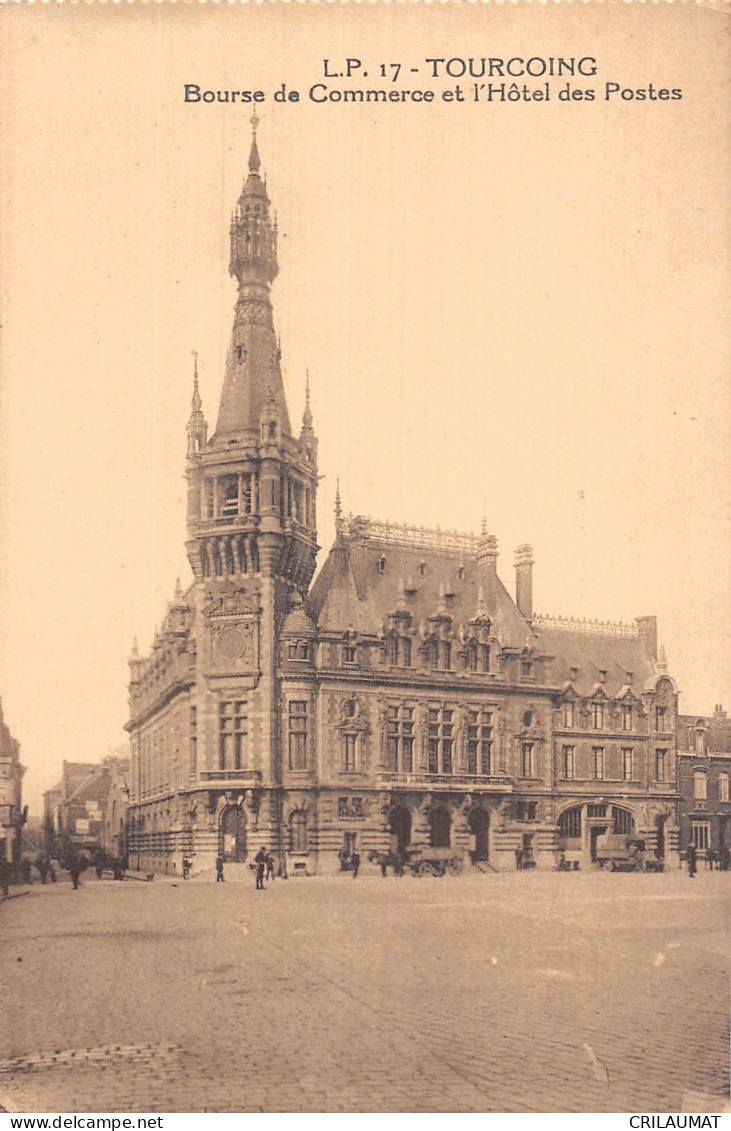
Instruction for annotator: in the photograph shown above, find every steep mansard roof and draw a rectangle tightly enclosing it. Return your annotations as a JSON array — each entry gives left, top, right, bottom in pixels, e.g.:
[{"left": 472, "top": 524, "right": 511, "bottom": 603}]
[
  {"left": 532, "top": 625, "right": 657, "bottom": 699},
  {"left": 309, "top": 524, "right": 533, "bottom": 650},
  {"left": 308, "top": 519, "right": 661, "bottom": 696}
]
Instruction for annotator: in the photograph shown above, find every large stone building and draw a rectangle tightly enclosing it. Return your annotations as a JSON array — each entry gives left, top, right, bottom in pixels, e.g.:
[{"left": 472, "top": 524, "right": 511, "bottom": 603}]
[
  {"left": 126, "top": 125, "right": 681, "bottom": 875},
  {"left": 0, "top": 699, "right": 25, "bottom": 868}
]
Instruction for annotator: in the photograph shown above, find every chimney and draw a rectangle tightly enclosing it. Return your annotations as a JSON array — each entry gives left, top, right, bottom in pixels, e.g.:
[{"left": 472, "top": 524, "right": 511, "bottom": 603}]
[
  {"left": 636, "top": 616, "right": 657, "bottom": 661},
  {"left": 477, "top": 532, "right": 499, "bottom": 609},
  {"left": 714, "top": 704, "right": 727, "bottom": 719},
  {"left": 514, "top": 544, "right": 534, "bottom": 622}
]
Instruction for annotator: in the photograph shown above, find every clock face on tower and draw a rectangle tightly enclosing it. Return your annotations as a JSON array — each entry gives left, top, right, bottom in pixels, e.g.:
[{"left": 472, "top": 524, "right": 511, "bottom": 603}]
[{"left": 217, "top": 626, "right": 248, "bottom": 662}]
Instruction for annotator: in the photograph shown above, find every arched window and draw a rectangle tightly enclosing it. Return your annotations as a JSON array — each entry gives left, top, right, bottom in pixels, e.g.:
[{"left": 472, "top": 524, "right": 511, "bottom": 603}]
[
  {"left": 558, "top": 806, "right": 582, "bottom": 839},
  {"left": 694, "top": 770, "right": 708, "bottom": 800},
  {"left": 290, "top": 811, "right": 307, "bottom": 853}
]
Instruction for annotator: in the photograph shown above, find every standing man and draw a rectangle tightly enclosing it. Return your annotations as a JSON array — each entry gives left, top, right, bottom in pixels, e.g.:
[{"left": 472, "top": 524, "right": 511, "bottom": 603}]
[
  {"left": 265, "top": 851, "right": 275, "bottom": 883},
  {"left": 68, "top": 857, "right": 81, "bottom": 890},
  {"left": 686, "top": 841, "right": 697, "bottom": 879},
  {"left": 351, "top": 849, "right": 360, "bottom": 879},
  {"left": 215, "top": 855, "right": 225, "bottom": 883},
  {"left": 254, "top": 846, "right": 267, "bottom": 890}
]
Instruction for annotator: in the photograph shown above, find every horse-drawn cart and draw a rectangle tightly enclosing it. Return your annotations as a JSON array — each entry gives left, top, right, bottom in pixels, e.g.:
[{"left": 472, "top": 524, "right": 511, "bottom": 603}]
[{"left": 407, "top": 847, "right": 464, "bottom": 877}]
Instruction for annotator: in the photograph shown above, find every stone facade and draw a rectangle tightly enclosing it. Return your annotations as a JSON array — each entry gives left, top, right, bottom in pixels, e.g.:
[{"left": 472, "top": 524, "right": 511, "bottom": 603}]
[
  {"left": 677, "top": 706, "right": 731, "bottom": 864},
  {"left": 126, "top": 126, "right": 681, "bottom": 876}
]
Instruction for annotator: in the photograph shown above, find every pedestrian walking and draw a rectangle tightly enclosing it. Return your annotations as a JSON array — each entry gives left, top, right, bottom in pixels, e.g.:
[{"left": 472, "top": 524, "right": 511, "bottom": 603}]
[
  {"left": 215, "top": 855, "right": 225, "bottom": 882},
  {"left": 254, "top": 846, "right": 267, "bottom": 890},
  {"left": 720, "top": 844, "right": 730, "bottom": 872},
  {"left": 68, "top": 858, "right": 81, "bottom": 890},
  {"left": 686, "top": 842, "right": 697, "bottom": 879},
  {"left": 265, "top": 851, "right": 275, "bottom": 882},
  {"left": 182, "top": 857, "right": 190, "bottom": 880},
  {"left": 0, "top": 857, "right": 9, "bottom": 898},
  {"left": 351, "top": 850, "right": 360, "bottom": 879}
]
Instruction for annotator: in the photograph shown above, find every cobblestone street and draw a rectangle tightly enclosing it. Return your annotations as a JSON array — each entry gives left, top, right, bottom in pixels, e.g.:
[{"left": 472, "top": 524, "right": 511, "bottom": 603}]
[{"left": 0, "top": 869, "right": 728, "bottom": 1113}]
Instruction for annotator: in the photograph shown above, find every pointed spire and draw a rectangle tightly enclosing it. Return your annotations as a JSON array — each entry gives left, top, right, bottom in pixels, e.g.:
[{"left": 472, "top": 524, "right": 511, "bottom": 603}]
[
  {"left": 191, "top": 350, "right": 202, "bottom": 411},
  {"left": 334, "top": 479, "right": 343, "bottom": 538},
  {"left": 248, "top": 112, "right": 261, "bottom": 174},
  {"left": 302, "top": 370, "right": 313, "bottom": 429},
  {"left": 217, "top": 117, "right": 289, "bottom": 439}
]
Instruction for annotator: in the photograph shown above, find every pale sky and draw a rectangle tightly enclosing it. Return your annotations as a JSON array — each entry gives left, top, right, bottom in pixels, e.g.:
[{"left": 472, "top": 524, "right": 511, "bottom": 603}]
[{"left": 1, "top": 4, "right": 729, "bottom": 812}]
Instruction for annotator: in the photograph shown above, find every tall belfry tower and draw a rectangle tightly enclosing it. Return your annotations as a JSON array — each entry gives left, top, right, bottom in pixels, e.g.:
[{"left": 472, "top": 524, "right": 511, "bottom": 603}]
[{"left": 128, "top": 119, "right": 319, "bottom": 872}]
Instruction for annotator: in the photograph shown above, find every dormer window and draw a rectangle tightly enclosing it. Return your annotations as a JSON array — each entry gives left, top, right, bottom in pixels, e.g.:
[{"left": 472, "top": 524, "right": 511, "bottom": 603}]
[
  {"left": 592, "top": 702, "right": 604, "bottom": 729},
  {"left": 694, "top": 729, "right": 705, "bottom": 755},
  {"left": 521, "top": 656, "right": 532, "bottom": 677},
  {"left": 269, "top": 422, "right": 277, "bottom": 440},
  {"left": 467, "top": 641, "right": 489, "bottom": 673},
  {"left": 523, "top": 710, "right": 533, "bottom": 728},
  {"left": 288, "top": 641, "right": 310, "bottom": 661},
  {"left": 563, "top": 701, "right": 574, "bottom": 728},
  {"left": 343, "top": 643, "right": 357, "bottom": 665},
  {"left": 598, "top": 670, "right": 607, "bottom": 683},
  {"left": 622, "top": 703, "right": 633, "bottom": 731}
]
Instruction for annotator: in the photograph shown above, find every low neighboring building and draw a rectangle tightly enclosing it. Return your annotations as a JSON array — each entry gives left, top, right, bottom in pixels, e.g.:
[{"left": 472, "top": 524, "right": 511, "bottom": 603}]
[
  {"left": 101, "top": 759, "right": 130, "bottom": 860},
  {"left": 677, "top": 705, "right": 731, "bottom": 863},
  {"left": 43, "top": 761, "right": 112, "bottom": 860},
  {"left": 0, "top": 699, "right": 25, "bottom": 867}
]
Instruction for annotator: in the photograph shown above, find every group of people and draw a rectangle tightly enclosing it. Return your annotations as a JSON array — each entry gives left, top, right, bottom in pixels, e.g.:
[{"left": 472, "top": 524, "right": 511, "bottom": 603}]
[
  {"left": 213, "top": 848, "right": 277, "bottom": 888},
  {"left": 686, "top": 842, "right": 730, "bottom": 877}
]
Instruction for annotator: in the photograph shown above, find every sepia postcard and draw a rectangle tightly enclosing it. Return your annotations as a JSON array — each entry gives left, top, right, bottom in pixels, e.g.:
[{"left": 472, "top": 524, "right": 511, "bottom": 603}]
[{"left": 0, "top": 1, "right": 729, "bottom": 1119}]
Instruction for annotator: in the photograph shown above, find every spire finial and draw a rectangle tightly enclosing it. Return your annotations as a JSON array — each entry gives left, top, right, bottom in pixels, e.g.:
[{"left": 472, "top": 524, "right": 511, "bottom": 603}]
[
  {"left": 191, "top": 350, "right": 201, "bottom": 410},
  {"left": 334, "top": 479, "right": 343, "bottom": 537},
  {"left": 302, "top": 369, "right": 313, "bottom": 428},
  {"left": 248, "top": 113, "right": 261, "bottom": 174}
]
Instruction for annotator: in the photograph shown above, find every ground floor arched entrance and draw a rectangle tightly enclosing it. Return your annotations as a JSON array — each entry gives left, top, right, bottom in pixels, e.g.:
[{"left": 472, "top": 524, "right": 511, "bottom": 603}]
[
  {"left": 220, "top": 806, "right": 247, "bottom": 862},
  {"left": 389, "top": 806, "right": 412, "bottom": 855},
  {"left": 469, "top": 808, "right": 490, "bottom": 863}
]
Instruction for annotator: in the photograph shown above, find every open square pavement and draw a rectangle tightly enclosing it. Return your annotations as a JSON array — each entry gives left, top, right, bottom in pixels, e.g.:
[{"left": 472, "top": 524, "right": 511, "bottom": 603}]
[{"left": 0, "top": 867, "right": 728, "bottom": 1114}]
